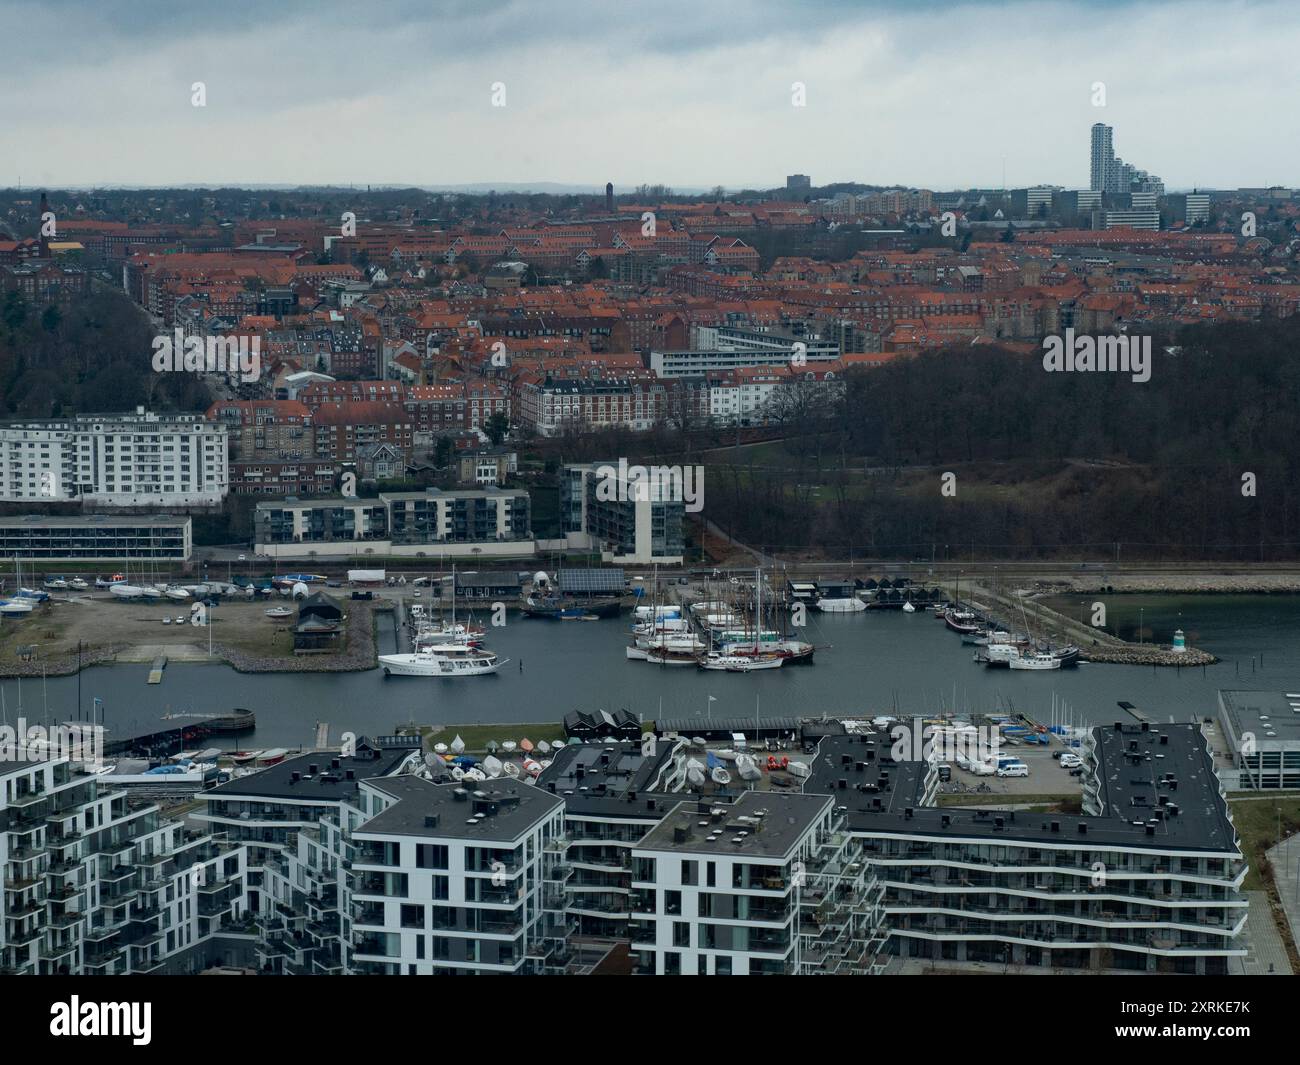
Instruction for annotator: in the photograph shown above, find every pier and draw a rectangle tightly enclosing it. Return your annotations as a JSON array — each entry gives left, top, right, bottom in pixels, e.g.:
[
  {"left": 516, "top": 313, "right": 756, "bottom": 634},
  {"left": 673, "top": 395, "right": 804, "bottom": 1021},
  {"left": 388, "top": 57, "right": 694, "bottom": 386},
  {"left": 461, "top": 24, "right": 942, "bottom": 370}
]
[{"left": 147, "top": 653, "right": 168, "bottom": 684}]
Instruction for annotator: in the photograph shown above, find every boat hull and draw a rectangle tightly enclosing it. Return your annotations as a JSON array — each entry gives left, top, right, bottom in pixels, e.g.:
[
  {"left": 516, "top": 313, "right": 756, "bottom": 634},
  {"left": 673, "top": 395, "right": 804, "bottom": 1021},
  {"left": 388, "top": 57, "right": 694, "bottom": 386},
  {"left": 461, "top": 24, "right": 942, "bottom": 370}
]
[
  {"left": 380, "top": 653, "right": 504, "bottom": 677},
  {"left": 817, "top": 597, "right": 865, "bottom": 612}
]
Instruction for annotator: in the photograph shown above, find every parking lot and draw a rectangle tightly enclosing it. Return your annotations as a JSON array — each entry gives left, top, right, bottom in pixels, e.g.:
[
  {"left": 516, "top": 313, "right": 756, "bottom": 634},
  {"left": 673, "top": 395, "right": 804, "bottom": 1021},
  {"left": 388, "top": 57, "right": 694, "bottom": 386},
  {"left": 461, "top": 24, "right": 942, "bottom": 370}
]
[{"left": 941, "top": 737, "right": 1086, "bottom": 798}]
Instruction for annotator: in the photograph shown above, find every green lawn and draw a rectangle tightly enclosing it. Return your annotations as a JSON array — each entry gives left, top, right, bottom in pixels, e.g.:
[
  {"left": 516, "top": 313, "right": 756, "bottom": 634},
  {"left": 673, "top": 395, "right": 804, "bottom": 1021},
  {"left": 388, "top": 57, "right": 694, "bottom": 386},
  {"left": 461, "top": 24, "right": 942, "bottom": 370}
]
[{"left": 1229, "top": 796, "right": 1300, "bottom": 891}]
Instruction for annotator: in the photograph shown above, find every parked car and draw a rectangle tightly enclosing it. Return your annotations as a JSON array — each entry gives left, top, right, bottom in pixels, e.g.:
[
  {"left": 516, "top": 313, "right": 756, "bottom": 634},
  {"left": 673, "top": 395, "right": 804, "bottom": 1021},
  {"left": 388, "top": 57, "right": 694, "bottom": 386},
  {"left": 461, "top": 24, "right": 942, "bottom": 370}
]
[
  {"left": 997, "top": 763, "right": 1030, "bottom": 778},
  {"left": 1060, "top": 754, "right": 1082, "bottom": 769}
]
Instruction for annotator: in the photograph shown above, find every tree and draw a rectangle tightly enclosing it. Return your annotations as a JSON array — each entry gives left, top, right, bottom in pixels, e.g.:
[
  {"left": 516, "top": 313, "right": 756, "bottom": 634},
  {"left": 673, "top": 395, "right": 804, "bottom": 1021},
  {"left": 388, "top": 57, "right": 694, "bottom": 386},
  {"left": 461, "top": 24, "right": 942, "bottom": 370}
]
[{"left": 485, "top": 411, "right": 510, "bottom": 445}]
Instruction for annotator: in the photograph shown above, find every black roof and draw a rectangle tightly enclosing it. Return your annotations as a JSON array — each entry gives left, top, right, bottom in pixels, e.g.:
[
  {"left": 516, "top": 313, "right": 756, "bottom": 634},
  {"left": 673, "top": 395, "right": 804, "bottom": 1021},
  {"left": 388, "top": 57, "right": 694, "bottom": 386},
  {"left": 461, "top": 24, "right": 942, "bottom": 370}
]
[
  {"left": 356, "top": 776, "right": 562, "bottom": 841},
  {"left": 206, "top": 737, "right": 416, "bottom": 801},
  {"left": 802, "top": 723, "right": 1239, "bottom": 854}
]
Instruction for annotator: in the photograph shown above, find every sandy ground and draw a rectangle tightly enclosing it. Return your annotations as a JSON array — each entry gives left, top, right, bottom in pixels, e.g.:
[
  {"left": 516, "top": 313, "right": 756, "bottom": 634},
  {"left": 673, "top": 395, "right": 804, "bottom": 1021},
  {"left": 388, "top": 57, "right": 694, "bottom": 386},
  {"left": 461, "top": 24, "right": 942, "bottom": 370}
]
[{"left": 0, "top": 591, "right": 302, "bottom": 671}]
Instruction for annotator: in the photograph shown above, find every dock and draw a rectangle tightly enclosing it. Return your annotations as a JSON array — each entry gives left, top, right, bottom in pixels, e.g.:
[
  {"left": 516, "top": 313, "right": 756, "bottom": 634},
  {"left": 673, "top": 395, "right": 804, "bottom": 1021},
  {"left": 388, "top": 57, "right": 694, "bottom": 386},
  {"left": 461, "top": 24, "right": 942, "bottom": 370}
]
[{"left": 147, "top": 653, "right": 168, "bottom": 684}]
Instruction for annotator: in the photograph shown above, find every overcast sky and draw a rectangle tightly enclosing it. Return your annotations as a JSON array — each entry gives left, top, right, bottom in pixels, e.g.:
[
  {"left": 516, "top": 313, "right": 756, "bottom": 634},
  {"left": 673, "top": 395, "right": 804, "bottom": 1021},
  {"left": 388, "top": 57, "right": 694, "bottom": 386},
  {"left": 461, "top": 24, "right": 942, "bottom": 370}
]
[{"left": 3, "top": 0, "right": 1296, "bottom": 192}]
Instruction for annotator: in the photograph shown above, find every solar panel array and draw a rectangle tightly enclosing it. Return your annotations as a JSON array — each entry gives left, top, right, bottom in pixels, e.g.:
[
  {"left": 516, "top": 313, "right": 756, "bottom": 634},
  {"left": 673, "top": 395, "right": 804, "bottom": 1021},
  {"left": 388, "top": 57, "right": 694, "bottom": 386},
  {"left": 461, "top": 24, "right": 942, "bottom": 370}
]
[{"left": 558, "top": 568, "right": 625, "bottom": 593}]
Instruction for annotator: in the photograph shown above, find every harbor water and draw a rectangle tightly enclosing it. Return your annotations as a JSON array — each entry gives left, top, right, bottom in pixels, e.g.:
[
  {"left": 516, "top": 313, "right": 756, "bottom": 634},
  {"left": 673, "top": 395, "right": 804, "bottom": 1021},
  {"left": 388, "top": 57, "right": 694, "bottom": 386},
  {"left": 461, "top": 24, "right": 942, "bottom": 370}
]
[{"left": 1, "top": 595, "right": 1296, "bottom": 749}]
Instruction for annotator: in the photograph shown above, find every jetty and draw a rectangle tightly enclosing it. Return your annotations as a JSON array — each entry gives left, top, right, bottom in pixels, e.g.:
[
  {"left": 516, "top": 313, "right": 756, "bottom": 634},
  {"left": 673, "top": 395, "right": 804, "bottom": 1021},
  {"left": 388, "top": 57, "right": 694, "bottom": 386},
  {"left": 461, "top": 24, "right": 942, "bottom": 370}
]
[{"left": 147, "top": 653, "right": 168, "bottom": 684}]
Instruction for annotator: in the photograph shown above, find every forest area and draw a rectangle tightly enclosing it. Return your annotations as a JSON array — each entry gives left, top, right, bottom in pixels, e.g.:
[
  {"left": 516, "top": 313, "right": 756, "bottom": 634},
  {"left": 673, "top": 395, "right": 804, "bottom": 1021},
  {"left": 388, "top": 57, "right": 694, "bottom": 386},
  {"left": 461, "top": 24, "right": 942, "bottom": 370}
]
[
  {"left": 0, "top": 288, "right": 212, "bottom": 417},
  {"left": 698, "top": 316, "right": 1300, "bottom": 560}
]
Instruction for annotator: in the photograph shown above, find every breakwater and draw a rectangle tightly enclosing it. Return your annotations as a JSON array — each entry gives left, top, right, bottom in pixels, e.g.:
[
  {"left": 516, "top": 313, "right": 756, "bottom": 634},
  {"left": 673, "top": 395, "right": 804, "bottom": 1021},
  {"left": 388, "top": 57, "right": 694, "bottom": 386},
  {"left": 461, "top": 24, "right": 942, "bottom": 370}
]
[{"left": 955, "top": 581, "right": 1218, "bottom": 667}]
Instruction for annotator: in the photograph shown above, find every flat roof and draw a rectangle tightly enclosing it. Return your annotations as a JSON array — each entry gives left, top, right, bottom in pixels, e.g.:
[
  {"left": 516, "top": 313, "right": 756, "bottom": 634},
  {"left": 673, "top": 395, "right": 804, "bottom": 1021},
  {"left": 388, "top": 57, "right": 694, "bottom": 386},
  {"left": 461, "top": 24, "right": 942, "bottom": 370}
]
[
  {"left": 1218, "top": 690, "right": 1300, "bottom": 747},
  {"left": 0, "top": 514, "right": 190, "bottom": 528},
  {"left": 357, "top": 776, "right": 562, "bottom": 841},
  {"left": 802, "top": 723, "right": 1239, "bottom": 854},
  {"left": 538, "top": 739, "right": 679, "bottom": 799},
  {"left": 635, "top": 790, "right": 831, "bottom": 860},
  {"left": 207, "top": 740, "right": 418, "bottom": 802}
]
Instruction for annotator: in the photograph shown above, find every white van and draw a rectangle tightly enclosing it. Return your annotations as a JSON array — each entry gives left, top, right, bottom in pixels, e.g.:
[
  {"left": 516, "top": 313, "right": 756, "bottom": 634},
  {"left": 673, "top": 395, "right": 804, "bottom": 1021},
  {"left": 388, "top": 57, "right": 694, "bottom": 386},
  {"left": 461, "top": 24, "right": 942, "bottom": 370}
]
[{"left": 996, "top": 763, "right": 1029, "bottom": 778}]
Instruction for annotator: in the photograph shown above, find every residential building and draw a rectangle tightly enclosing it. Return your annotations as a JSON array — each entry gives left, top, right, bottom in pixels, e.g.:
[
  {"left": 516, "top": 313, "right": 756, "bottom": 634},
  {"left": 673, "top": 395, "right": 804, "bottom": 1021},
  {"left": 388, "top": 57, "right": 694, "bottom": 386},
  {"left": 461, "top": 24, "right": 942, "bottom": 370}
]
[
  {"left": 559, "top": 461, "right": 685, "bottom": 565},
  {"left": 348, "top": 777, "right": 569, "bottom": 974},
  {"left": 803, "top": 720, "right": 1246, "bottom": 974},
  {"left": 1, "top": 750, "right": 249, "bottom": 975},
  {"left": 254, "top": 488, "right": 532, "bottom": 559},
  {"left": 629, "top": 791, "right": 887, "bottom": 975},
  {"left": 0, "top": 410, "right": 228, "bottom": 507}
]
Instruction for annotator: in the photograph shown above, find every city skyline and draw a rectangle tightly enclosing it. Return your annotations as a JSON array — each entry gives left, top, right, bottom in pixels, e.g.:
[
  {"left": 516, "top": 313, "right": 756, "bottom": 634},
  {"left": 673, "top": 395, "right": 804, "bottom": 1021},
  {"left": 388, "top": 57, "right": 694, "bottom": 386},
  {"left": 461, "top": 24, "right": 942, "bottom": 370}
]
[{"left": 4, "top": 0, "right": 1299, "bottom": 190}]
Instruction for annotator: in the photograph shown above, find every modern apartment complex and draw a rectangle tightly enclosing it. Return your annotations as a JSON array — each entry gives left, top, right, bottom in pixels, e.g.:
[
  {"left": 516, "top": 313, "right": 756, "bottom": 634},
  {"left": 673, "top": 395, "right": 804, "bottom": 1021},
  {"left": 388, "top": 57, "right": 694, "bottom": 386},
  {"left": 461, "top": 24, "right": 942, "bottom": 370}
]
[
  {"left": 349, "top": 776, "right": 568, "bottom": 975},
  {"left": 7, "top": 712, "right": 1246, "bottom": 979},
  {"left": 0, "top": 410, "right": 228, "bottom": 507},
  {"left": 1, "top": 751, "right": 249, "bottom": 975},
  {"left": 559, "top": 461, "right": 686, "bottom": 564},
  {"left": 629, "top": 790, "right": 888, "bottom": 975},
  {"left": 805, "top": 722, "right": 1246, "bottom": 974},
  {"left": 253, "top": 487, "right": 533, "bottom": 559},
  {"left": 651, "top": 325, "right": 840, "bottom": 378},
  {"left": 1090, "top": 122, "right": 1164, "bottom": 197}
]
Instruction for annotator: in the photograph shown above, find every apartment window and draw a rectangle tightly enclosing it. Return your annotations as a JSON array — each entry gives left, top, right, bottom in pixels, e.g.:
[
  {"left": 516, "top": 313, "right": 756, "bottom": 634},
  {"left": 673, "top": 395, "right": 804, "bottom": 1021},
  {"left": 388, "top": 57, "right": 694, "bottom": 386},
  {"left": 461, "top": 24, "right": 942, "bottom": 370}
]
[
  {"left": 681, "top": 860, "right": 698, "bottom": 886},
  {"left": 673, "top": 921, "right": 690, "bottom": 948},
  {"left": 706, "top": 862, "right": 716, "bottom": 888},
  {"left": 416, "top": 844, "right": 449, "bottom": 870},
  {"left": 400, "top": 904, "right": 425, "bottom": 929}
]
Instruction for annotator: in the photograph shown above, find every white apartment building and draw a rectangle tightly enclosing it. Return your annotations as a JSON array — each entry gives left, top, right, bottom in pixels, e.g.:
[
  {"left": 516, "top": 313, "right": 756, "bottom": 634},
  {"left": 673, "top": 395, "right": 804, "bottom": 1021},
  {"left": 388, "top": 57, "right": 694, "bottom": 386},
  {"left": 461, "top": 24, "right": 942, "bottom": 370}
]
[
  {"left": 348, "top": 776, "right": 569, "bottom": 975},
  {"left": 1, "top": 749, "right": 249, "bottom": 975},
  {"left": 652, "top": 325, "right": 840, "bottom": 378},
  {"left": 1105, "top": 209, "right": 1161, "bottom": 231},
  {"left": 0, "top": 409, "right": 229, "bottom": 506},
  {"left": 630, "top": 791, "right": 887, "bottom": 975}
]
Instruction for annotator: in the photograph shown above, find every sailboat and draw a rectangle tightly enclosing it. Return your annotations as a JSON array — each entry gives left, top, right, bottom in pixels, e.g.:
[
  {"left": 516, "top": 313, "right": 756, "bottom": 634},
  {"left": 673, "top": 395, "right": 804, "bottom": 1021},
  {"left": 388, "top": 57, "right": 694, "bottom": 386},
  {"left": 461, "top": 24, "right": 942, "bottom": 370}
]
[
  {"left": 109, "top": 558, "right": 145, "bottom": 601},
  {"left": 702, "top": 568, "right": 784, "bottom": 670}
]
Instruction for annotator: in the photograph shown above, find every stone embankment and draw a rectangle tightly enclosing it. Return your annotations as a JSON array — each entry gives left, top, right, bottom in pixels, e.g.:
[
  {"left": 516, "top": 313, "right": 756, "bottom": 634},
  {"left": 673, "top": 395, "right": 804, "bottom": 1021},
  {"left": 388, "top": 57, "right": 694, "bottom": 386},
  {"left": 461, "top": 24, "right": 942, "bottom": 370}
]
[
  {"left": 218, "top": 602, "right": 380, "bottom": 673},
  {"left": 954, "top": 581, "right": 1218, "bottom": 667}
]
